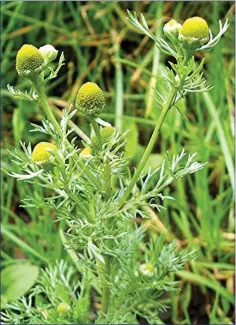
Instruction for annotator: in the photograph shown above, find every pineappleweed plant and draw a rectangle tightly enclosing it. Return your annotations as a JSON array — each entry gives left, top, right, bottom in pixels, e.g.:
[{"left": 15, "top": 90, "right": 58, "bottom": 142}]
[{"left": 2, "top": 12, "right": 228, "bottom": 325}]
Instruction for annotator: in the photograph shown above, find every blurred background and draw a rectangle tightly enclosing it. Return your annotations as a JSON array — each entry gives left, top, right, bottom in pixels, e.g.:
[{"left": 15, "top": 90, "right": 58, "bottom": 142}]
[{"left": 1, "top": 1, "right": 235, "bottom": 324}]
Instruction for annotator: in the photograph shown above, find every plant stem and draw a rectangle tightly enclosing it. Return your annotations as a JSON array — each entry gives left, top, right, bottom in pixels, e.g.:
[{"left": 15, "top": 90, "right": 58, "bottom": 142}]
[
  {"left": 100, "top": 254, "right": 111, "bottom": 316},
  {"left": 99, "top": 162, "right": 112, "bottom": 319},
  {"left": 90, "top": 118, "right": 102, "bottom": 148},
  {"left": 66, "top": 188, "right": 92, "bottom": 221},
  {"left": 118, "top": 87, "right": 177, "bottom": 208},
  {"left": 34, "top": 77, "right": 63, "bottom": 136},
  {"left": 33, "top": 77, "right": 101, "bottom": 189}
]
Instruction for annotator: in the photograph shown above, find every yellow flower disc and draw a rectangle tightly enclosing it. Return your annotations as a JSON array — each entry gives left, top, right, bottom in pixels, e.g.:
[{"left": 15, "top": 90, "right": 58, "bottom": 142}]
[
  {"left": 16, "top": 44, "right": 44, "bottom": 76},
  {"left": 32, "top": 142, "right": 57, "bottom": 164},
  {"left": 75, "top": 82, "right": 105, "bottom": 115},
  {"left": 145, "top": 263, "right": 154, "bottom": 273},
  {"left": 179, "top": 17, "right": 209, "bottom": 45},
  {"left": 139, "top": 262, "right": 155, "bottom": 277}
]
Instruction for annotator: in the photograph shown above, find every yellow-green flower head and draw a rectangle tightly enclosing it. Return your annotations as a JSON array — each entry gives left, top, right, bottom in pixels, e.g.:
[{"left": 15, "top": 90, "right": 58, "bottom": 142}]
[
  {"left": 57, "top": 302, "right": 71, "bottom": 314},
  {"left": 179, "top": 17, "right": 209, "bottom": 46},
  {"left": 163, "top": 19, "right": 182, "bottom": 37},
  {"left": 80, "top": 147, "right": 92, "bottom": 159},
  {"left": 16, "top": 44, "right": 45, "bottom": 77},
  {"left": 101, "top": 126, "right": 115, "bottom": 141},
  {"left": 32, "top": 142, "right": 57, "bottom": 164},
  {"left": 75, "top": 82, "right": 105, "bottom": 115},
  {"left": 91, "top": 126, "right": 114, "bottom": 153}
]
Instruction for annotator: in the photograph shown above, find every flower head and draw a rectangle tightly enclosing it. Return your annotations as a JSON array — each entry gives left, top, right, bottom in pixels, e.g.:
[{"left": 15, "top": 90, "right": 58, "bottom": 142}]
[
  {"left": 16, "top": 44, "right": 45, "bottom": 77},
  {"left": 57, "top": 302, "right": 71, "bottom": 314},
  {"left": 80, "top": 147, "right": 92, "bottom": 159},
  {"left": 91, "top": 126, "right": 114, "bottom": 154},
  {"left": 39, "top": 44, "right": 58, "bottom": 64},
  {"left": 32, "top": 142, "right": 57, "bottom": 164},
  {"left": 179, "top": 17, "right": 209, "bottom": 46},
  {"left": 75, "top": 82, "right": 105, "bottom": 115},
  {"left": 139, "top": 263, "right": 155, "bottom": 277},
  {"left": 101, "top": 126, "right": 115, "bottom": 141},
  {"left": 163, "top": 19, "right": 182, "bottom": 38}
]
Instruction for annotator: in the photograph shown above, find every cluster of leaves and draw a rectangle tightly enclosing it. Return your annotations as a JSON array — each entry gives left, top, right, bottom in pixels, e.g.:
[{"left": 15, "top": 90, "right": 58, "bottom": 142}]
[
  {"left": 1, "top": 102, "right": 204, "bottom": 323},
  {"left": 1, "top": 241, "right": 197, "bottom": 324},
  {"left": 4, "top": 107, "right": 204, "bottom": 260},
  {"left": 1, "top": 261, "right": 90, "bottom": 324}
]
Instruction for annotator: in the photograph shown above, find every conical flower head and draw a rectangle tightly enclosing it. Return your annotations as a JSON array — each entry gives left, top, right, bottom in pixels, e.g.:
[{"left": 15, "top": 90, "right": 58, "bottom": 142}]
[
  {"left": 179, "top": 17, "right": 209, "bottom": 46},
  {"left": 32, "top": 142, "right": 57, "bottom": 164},
  {"left": 16, "top": 44, "right": 45, "bottom": 77},
  {"left": 75, "top": 82, "right": 105, "bottom": 115}
]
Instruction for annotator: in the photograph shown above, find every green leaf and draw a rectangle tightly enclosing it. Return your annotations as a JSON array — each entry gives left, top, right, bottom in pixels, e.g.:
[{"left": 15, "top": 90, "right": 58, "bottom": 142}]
[{"left": 1, "top": 262, "right": 39, "bottom": 308}]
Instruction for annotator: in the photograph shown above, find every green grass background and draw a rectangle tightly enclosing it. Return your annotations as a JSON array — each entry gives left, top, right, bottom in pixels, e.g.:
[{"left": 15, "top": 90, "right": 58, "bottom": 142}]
[{"left": 1, "top": 1, "right": 235, "bottom": 324}]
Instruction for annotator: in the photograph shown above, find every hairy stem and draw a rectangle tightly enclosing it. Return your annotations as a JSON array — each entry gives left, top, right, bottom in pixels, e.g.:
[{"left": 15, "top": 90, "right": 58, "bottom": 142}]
[{"left": 118, "top": 87, "right": 177, "bottom": 208}]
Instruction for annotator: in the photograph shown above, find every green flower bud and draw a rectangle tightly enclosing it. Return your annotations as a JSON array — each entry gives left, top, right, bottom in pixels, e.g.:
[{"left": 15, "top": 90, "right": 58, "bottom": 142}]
[
  {"left": 75, "top": 82, "right": 105, "bottom": 115},
  {"left": 163, "top": 19, "right": 182, "bottom": 38},
  {"left": 57, "top": 302, "right": 71, "bottom": 314},
  {"left": 16, "top": 44, "right": 45, "bottom": 77},
  {"left": 32, "top": 142, "right": 57, "bottom": 164},
  {"left": 179, "top": 17, "right": 210, "bottom": 46},
  {"left": 100, "top": 126, "right": 115, "bottom": 141},
  {"left": 80, "top": 147, "right": 93, "bottom": 159},
  {"left": 91, "top": 126, "right": 115, "bottom": 154}
]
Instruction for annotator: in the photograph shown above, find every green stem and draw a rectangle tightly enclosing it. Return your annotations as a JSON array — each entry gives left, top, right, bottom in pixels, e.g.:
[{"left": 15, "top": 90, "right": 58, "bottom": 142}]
[
  {"left": 33, "top": 77, "right": 101, "bottom": 190},
  {"left": 90, "top": 118, "right": 102, "bottom": 148},
  {"left": 99, "top": 162, "right": 112, "bottom": 319},
  {"left": 66, "top": 189, "right": 92, "bottom": 221},
  {"left": 100, "top": 254, "right": 111, "bottom": 316},
  {"left": 34, "top": 77, "right": 63, "bottom": 136},
  {"left": 118, "top": 88, "right": 177, "bottom": 208}
]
